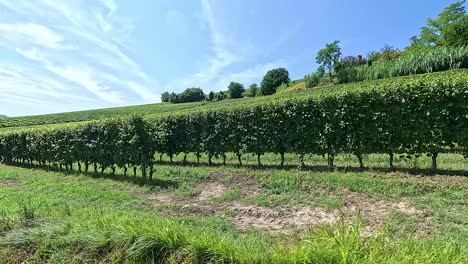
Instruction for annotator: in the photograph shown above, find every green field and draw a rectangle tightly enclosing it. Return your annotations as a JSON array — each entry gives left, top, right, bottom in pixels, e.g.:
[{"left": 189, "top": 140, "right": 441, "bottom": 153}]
[{"left": 0, "top": 153, "right": 467, "bottom": 263}]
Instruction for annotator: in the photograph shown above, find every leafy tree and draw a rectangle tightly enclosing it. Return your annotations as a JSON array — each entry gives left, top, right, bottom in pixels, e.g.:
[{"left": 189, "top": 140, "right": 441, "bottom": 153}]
[
  {"left": 409, "top": 1, "right": 468, "bottom": 50},
  {"left": 260, "top": 68, "right": 290, "bottom": 95},
  {"left": 316, "top": 40, "right": 341, "bottom": 78},
  {"left": 214, "top": 91, "right": 226, "bottom": 101},
  {"left": 207, "top": 91, "right": 215, "bottom": 101},
  {"left": 178, "top": 88, "right": 206, "bottom": 103},
  {"left": 367, "top": 45, "right": 403, "bottom": 64},
  {"left": 228, "top": 82, "right": 245, "bottom": 99},
  {"left": 168, "top": 92, "right": 178, "bottom": 103},
  {"left": 161, "top": 92, "right": 170, "bottom": 102},
  {"left": 244, "top": 83, "right": 258, "bottom": 97},
  {"left": 168, "top": 88, "right": 205, "bottom": 104}
]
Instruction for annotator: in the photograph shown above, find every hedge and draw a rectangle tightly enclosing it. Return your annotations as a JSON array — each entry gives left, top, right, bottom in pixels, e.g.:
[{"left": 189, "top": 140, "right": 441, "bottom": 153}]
[{"left": 1, "top": 70, "right": 467, "bottom": 176}]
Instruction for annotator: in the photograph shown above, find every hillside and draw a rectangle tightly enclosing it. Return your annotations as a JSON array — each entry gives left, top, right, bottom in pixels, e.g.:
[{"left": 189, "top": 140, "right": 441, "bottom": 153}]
[
  {"left": 0, "top": 115, "right": 7, "bottom": 119},
  {"left": 1, "top": 69, "right": 465, "bottom": 132}
]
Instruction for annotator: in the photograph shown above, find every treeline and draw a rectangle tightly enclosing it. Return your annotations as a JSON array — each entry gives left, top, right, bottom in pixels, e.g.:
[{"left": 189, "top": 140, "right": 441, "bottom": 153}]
[
  {"left": 1, "top": 70, "right": 467, "bottom": 178},
  {"left": 161, "top": 68, "right": 290, "bottom": 104}
]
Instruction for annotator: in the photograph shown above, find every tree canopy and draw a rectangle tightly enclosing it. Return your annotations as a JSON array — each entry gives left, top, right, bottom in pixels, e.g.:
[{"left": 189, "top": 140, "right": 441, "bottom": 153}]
[
  {"left": 260, "top": 68, "right": 290, "bottom": 96},
  {"left": 316, "top": 40, "right": 342, "bottom": 77},
  {"left": 409, "top": 0, "right": 467, "bottom": 51},
  {"left": 168, "top": 88, "right": 205, "bottom": 104},
  {"left": 228, "top": 82, "right": 245, "bottom": 99}
]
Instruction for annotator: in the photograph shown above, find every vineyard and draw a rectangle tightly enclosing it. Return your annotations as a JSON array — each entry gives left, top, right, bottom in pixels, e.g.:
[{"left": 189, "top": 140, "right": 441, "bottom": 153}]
[
  {"left": 1, "top": 70, "right": 467, "bottom": 177},
  {"left": 1, "top": 0, "right": 468, "bottom": 262},
  {"left": 1, "top": 69, "right": 467, "bottom": 263}
]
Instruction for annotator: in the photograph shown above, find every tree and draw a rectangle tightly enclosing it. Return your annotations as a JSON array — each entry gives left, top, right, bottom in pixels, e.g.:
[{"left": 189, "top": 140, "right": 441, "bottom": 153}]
[
  {"left": 228, "top": 82, "right": 245, "bottom": 99},
  {"left": 161, "top": 92, "right": 170, "bottom": 102},
  {"left": 178, "top": 88, "right": 206, "bottom": 103},
  {"left": 260, "top": 68, "right": 290, "bottom": 96},
  {"left": 168, "top": 88, "right": 205, "bottom": 104},
  {"left": 409, "top": 1, "right": 468, "bottom": 50},
  {"left": 316, "top": 40, "right": 341, "bottom": 78},
  {"left": 214, "top": 91, "right": 226, "bottom": 101},
  {"left": 168, "top": 92, "right": 178, "bottom": 103},
  {"left": 207, "top": 91, "right": 215, "bottom": 101},
  {"left": 244, "top": 83, "right": 258, "bottom": 97},
  {"left": 366, "top": 45, "right": 402, "bottom": 63}
]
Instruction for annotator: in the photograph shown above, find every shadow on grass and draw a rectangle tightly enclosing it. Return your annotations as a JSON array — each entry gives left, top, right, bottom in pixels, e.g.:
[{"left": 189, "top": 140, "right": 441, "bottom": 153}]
[
  {"left": 4, "top": 162, "right": 179, "bottom": 189},
  {"left": 154, "top": 160, "right": 468, "bottom": 177}
]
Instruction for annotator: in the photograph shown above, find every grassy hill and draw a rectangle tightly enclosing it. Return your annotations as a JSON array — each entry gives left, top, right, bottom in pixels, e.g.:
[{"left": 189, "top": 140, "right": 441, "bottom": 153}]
[{"left": 1, "top": 69, "right": 465, "bottom": 132}]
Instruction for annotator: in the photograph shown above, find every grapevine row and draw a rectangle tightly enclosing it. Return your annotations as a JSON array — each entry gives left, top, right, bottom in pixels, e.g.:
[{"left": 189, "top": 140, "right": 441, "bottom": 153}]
[{"left": 0, "top": 70, "right": 467, "bottom": 177}]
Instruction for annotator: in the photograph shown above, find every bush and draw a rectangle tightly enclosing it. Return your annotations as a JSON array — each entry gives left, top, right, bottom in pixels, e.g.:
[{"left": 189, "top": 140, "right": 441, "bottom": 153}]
[
  {"left": 260, "top": 68, "right": 290, "bottom": 95},
  {"left": 304, "top": 66, "right": 326, "bottom": 88},
  {"left": 244, "top": 84, "right": 258, "bottom": 97}
]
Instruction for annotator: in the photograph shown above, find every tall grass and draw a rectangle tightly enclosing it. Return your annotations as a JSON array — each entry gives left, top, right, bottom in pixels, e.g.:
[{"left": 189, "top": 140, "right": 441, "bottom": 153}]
[
  {"left": 338, "top": 46, "right": 468, "bottom": 83},
  {"left": 1, "top": 215, "right": 465, "bottom": 263}
]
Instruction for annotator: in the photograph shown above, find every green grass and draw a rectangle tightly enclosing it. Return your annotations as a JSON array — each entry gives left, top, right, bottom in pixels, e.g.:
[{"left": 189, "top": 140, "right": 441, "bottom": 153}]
[{"left": 0, "top": 152, "right": 467, "bottom": 263}]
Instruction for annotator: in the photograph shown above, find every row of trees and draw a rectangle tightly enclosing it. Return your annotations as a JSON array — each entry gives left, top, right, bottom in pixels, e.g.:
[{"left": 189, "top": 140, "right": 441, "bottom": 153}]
[
  {"left": 1, "top": 70, "right": 466, "bottom": 176},
  {"left": 161, "top": 88, "right": 205, "bottom": 104},
  {"left": 161, "top": 68, "right": 291, "bottom": 104},
  {"left": 306, "top": 1, "right": 468, "bottom": 88}
]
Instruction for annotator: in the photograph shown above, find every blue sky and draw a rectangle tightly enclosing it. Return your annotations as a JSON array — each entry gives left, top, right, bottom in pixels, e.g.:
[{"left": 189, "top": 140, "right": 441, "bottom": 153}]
[{"left": 0, "top": 0, "right": 457, "bottom": 117}]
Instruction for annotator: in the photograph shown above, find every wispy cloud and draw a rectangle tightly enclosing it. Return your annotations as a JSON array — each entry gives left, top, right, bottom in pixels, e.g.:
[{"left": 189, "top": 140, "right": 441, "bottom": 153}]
[
  {"left": 0, "top": 23, "right": 64, "bottom": 48},
  {"left": 0, "top": 0, "right": 158, "bottom": 116},
  {"left": 167, "top": 0, "right": 289, "bottom": 92}
]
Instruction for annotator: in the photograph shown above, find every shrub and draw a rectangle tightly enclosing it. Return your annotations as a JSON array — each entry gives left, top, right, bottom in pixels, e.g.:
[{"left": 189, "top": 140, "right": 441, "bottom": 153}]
[{"left": 244, "top": 84, "right": 258, "bottom": 97}]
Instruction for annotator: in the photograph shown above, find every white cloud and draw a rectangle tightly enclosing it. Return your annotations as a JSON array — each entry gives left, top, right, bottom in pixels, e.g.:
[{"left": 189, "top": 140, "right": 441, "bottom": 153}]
[
  {"left": 166, "top": 0, "right": 286, "bottom": 92},
  {"left": 46, "top": 64, "right": 124, "bottom": 105},
  {"left": 0, "top": 65, "right": 97, "bottom": 106},
  {"left": 0, "top": 0, "right": 159, "bottom": 116},
  {"left": 0, "top": 23, "right": 63, "bottom": 48}
]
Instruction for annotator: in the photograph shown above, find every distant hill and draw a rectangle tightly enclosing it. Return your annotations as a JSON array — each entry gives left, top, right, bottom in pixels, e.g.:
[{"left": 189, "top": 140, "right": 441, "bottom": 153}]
[{"left": 0, "top": 115, "right": 7, "bottom": 119}]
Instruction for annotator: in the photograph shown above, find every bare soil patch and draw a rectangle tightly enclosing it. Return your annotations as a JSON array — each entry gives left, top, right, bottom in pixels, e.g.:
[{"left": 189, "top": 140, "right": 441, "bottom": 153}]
[
  {"left": 197, "top": 182, "right": 228, "bottom": 200},
  {"left": 147, "top": 177, "right": 428, "bottom": 235},
  {"left": 342, "top": 191, "right": 427, "bottom": 236},
  {"left": 0, "top": 179, "right": 21, "bottom": 187},
  {"left": 208, "top": 171, "right": 261, "bottom": 196},
  {"left": 232, "top": 203, "right": 339, "bottom": 230}
]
